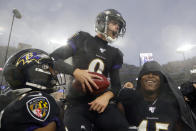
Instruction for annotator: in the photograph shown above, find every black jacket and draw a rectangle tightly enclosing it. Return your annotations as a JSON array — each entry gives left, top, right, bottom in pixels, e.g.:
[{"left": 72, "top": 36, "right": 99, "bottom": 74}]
[{"left": 137, "top": 61, "right": 196, "bottom": 131}]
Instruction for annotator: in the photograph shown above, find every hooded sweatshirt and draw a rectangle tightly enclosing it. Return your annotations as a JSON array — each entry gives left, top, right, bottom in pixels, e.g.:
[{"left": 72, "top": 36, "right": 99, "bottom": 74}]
[{"left": 119, "top": 61, "right": 196, "bottom": 131}]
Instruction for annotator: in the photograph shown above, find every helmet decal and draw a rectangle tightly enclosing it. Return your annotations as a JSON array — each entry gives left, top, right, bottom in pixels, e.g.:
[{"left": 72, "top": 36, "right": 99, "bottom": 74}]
[
  {"left": 3, "top": 48, "right": 56, "bottom": 91},
  {"left": 16, "top": 52, "right": 48, "bottom": 67}
]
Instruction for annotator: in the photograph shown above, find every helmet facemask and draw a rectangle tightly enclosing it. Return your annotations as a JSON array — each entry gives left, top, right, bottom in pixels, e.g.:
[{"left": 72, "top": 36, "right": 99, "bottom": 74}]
[
  {"left": 24, "top": 62, "right": 64, "bottom": 93},
  {"left": 24, "top": 64, "right": 57, "bottom": 91}
]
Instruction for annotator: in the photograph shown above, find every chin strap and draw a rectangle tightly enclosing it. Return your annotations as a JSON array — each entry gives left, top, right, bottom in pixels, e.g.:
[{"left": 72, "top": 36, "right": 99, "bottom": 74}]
[{"left": 105, "top": 36, "right": 117, "bottom": 43}]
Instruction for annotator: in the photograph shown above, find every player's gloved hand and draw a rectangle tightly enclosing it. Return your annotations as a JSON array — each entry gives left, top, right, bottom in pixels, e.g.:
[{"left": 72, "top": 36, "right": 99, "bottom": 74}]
[
  {"left": 57, "top": 73, "right": 66, "bottom": 85},
  {"left": 88, "top": 91, "right": 114, "bottom": 113},
  {"left": 53, "top": 73, "right": 67, "bottom": 91},
  {"left": 73, "top": 68, "right": 101, "bottom": 93}
]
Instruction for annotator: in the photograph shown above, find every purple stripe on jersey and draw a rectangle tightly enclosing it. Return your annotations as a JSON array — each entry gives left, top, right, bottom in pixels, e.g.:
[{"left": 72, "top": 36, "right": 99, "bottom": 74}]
[
  {"left": 52, "top": 117, "right": 61, "bottom": 127},
  {"left": 68, "top": 40, "right": 76, "bottom": 53},
  {"left": 112, "top": 64, "right": 122, "bottom": 69},
  {"left": 26, "top": 126, "right": 40, "bottom": 131},
  {"left": 26, "top": 117, "right": 61, "bottom": 131}
]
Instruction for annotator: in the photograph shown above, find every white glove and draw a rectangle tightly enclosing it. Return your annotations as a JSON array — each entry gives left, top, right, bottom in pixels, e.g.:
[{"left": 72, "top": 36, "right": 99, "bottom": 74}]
[{"left": 56, "top": 73, "right": 66, "bottom": 85}]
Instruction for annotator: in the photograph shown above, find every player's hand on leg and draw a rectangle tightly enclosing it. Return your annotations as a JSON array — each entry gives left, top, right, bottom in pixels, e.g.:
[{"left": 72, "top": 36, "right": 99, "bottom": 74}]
[
  {"left": 73, "top": 69, "right": 101, "bottom": 93},
  {"left": 88, "top": 93, "right": 111, "bottom": 113}
]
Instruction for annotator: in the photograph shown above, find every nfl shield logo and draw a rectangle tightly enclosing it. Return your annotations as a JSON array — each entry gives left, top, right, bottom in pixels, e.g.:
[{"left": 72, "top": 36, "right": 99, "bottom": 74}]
[
  {"left": 26, "top": 96, "right": 50, "bottom": 121},
  {"left": 149, "top": 107, "right": 156, "bottom": 113}
]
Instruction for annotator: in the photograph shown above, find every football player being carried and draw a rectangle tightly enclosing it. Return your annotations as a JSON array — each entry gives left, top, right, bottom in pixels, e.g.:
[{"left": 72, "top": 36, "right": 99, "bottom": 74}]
[
  {"left": 50, "top": 9, "right": 129, "bottom": 131},
  {"left": 0, "top": 49, "right": 66, "bottom": 131},
  {"left": 118, "top": 61, "right": 196, "bottom": 131}
]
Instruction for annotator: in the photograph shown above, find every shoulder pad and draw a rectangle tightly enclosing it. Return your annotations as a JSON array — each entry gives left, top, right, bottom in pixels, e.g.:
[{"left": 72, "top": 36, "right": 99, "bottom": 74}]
[
  {"left": 116, "top": 48, "right": 124, "bottom": 58},
  {"left": 68, "top": 31, "right": 91, "bottom": 41},
  {"left": 115, "top": 48, "right": 123, "bottom": 63},
  {"left": 78, "top": 31, "right": 91, "bottom": 37},
  {"left": 107, "top": 45, "right": 124, "bottom": 57}
]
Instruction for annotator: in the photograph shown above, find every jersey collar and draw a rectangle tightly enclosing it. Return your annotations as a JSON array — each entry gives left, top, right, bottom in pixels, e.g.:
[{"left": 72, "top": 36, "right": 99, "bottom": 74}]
[{"left": 95, "top": 36, "right": 108, "bottom": 45}]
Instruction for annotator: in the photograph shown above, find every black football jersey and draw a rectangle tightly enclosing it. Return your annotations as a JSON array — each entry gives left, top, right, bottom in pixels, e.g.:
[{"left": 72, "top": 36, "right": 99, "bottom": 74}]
[
  {"left": 119, "top": 88, "right": 180, "bottom": 131},
  {"left": 66, "top": 31, "right": 123, "bottom": 101},
  {"left": 0, "top": 91, "right": 65, "bottom": 131},
  {"left": 68, "top": 31, "right": 123, "bottom": 76}
]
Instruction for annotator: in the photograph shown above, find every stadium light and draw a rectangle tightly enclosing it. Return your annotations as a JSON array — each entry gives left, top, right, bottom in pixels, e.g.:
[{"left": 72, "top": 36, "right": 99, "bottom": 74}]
[
  {"left": 48, "top": 38, "right": 67, "bottom": 51},
  {"left": 0, "top": 8, "right": 22, "bottom": 89},
  {"left": 176, "top": 44, "right": 196, "bottom": 53},
  {"left": 176, "top": 44, "right": 196, "bottom": 61},
  {"left": 4, "top": 9, "right": 22, "bottom": 64}
]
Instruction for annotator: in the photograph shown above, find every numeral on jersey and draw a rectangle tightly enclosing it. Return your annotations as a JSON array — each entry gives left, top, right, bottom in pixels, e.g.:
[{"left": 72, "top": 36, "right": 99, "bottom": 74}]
[
  {"left": 88, "top": 59, "right": 104, "bottom": 73},
  {"left": 138, "top": 120, "right": 148, "bottom": 131},
  {"left": 0, "top": 110, "right": 4, "bottom": 128},
  {"left": 155, "top": 122, "right": 169, "bottom": 131},
  {"left": 138, "top": 120, "right": 169, "bottom": 131}
]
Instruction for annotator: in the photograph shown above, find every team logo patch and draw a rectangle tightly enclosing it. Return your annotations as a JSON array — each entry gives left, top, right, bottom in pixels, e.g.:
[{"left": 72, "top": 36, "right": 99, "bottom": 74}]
[
  {"left": 26, "top": 97, "right": 50, "bottom": 121},
  {"left": 16, "top": 52, "right": 46, "bottom": 66}
]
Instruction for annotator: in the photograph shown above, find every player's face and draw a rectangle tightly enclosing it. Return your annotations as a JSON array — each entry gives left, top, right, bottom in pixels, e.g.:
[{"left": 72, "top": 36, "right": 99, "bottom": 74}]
[
  {"left": 141, "top": 73, "right": 160, "bottom": 94},
  {"left": 107, "top": 20, "right": 120, "bottom": 39}
]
